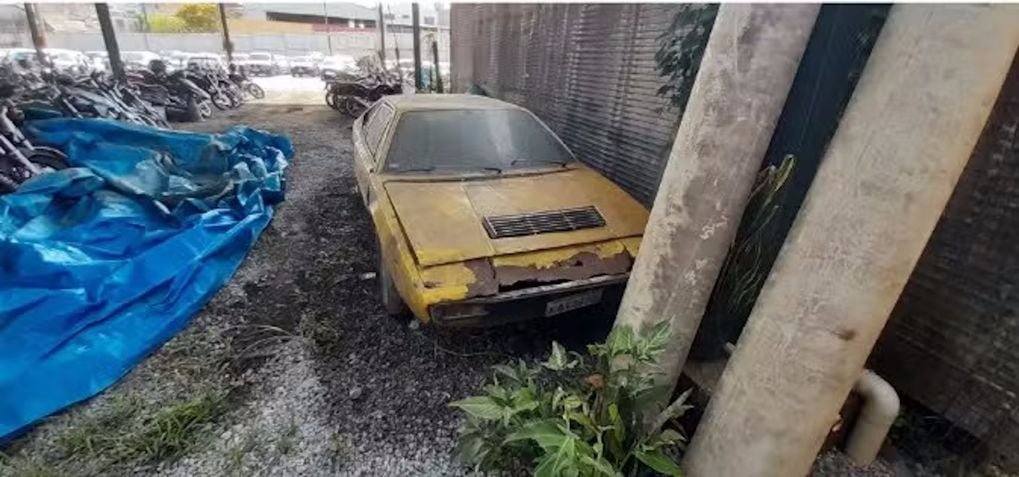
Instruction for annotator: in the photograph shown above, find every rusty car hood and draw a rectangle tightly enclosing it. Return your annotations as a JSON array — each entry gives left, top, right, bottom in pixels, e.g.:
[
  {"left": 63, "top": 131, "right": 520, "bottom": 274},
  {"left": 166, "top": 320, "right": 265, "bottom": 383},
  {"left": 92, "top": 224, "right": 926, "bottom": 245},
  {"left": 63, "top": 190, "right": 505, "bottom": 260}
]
[{"left": 383, "top": 166, "right": 649, "bottom": 267}]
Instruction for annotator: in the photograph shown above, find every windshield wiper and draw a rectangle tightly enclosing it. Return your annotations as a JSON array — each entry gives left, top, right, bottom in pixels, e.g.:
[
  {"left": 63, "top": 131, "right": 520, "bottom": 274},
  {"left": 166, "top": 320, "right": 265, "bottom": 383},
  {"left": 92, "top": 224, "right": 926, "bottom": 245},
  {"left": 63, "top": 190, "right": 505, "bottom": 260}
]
[
  {"left": 395, "top": 166, "right": 436, "bottom": 173},
  {"left": 510, "top": 158, "right": 567, "bottom": 168}
]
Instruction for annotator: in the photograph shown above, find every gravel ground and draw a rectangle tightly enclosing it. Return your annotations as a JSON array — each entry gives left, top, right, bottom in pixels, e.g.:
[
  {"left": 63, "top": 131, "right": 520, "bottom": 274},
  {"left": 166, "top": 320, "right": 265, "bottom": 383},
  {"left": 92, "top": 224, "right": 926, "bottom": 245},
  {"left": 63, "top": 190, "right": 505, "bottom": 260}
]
[
  {"left": 0, "top": 104, "right": 611, "bottom": 477},
  {"left": 0, "top": 95, "right": 995, "bottom": 476}
]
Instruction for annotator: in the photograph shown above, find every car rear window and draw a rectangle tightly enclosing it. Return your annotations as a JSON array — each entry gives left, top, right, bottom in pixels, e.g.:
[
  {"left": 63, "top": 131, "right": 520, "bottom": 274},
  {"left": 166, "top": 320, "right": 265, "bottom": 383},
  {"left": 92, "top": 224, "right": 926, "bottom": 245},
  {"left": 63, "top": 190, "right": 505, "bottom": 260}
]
[{"left": 384, "top": 109, "right": 573, "bottom": 173}]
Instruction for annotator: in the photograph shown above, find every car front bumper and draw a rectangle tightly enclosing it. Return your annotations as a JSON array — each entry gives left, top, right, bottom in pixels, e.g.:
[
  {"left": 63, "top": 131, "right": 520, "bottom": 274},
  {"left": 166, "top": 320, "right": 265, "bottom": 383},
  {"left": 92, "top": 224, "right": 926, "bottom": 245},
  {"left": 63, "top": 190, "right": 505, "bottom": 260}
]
[{"left": 428, "top": 273, "right": 628, "bottom": 327}]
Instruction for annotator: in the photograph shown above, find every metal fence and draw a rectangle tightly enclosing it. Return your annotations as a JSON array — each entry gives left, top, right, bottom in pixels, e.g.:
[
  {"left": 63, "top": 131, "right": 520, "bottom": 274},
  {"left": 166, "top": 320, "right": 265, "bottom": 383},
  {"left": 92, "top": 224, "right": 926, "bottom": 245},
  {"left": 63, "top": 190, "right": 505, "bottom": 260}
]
[{"left": 1, "top": 29, "right": 449, "bottom": 62}]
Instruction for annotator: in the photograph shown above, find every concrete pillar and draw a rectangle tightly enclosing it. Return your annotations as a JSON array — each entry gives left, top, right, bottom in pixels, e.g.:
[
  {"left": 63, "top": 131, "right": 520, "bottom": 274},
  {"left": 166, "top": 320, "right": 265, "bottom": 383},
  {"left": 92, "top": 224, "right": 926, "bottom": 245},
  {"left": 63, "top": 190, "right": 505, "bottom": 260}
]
[
  {"left": 683, "top": 6, "right": 1019, "bottom": 477},
  {"left": 615, "top": 4, "right": 819, "bottom": 390}
]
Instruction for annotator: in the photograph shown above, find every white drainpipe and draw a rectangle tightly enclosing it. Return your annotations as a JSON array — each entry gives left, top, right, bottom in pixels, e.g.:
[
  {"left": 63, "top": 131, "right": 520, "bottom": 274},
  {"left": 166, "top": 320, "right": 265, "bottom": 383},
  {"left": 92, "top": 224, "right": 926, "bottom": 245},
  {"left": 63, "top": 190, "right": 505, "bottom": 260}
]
[{"left": 845, "top": 369, "right": 900, "bottom": 465}]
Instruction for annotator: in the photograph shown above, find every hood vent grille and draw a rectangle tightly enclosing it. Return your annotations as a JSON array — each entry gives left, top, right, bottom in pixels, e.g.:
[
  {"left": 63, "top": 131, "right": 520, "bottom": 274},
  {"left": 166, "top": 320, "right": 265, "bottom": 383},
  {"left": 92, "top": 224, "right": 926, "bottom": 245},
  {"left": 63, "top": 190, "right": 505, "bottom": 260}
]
[{"left": 483, "top": 206, "right": 606, "bottom": 239}]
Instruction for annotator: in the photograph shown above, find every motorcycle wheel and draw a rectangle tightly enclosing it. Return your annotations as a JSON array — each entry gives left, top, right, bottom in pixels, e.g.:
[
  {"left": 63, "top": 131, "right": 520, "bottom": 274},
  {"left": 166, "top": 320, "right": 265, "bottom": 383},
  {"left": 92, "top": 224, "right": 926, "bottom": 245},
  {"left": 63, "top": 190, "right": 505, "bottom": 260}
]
[
  {"left": 32, "top": 146, "right": 69, "bottom": 162},
  {"left": 246, "top": 83, "right": 265, "bottom": 99},
  {"left": 340, "top": 96, "right": 367, "bottom": 118},
  {"left": 26, "top": 149, "right": 70, "bottom": 172},
  {"left": 325, "top": 91, "right": 337, "bottom": 110},
  {"left": 199, "top": 101, "right": 213, "bottom": 119},
  {"left": 211, "top": 93, "right": 231, "bottom": 111}
]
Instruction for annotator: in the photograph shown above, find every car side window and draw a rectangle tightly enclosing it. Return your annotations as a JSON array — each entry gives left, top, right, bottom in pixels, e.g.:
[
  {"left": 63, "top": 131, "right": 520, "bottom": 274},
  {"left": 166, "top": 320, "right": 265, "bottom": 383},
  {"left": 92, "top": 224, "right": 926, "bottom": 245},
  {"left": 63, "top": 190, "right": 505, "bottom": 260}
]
[{"left": 363, "top": 104, "right": 395, "bottom": 157}]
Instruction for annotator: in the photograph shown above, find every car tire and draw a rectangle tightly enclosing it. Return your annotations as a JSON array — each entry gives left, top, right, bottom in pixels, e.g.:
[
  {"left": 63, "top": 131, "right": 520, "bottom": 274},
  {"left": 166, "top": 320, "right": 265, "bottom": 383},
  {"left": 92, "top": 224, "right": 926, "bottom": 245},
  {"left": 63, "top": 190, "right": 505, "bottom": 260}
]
[{"left": 376, "top": 238, "right": 409, "bottom": 319}]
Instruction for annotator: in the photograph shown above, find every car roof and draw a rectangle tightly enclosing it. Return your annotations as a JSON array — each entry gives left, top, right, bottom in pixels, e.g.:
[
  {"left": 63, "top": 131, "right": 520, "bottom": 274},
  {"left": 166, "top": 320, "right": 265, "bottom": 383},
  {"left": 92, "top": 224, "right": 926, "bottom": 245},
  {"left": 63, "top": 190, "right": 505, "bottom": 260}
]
[{"left": 382, "top": 94, "right": 523, "bottom": 112}]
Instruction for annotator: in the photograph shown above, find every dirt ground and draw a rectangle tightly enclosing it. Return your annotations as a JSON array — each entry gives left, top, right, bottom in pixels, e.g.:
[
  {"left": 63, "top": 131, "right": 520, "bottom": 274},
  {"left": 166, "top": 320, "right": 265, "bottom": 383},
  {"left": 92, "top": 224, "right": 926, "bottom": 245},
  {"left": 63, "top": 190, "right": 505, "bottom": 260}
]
[{"left": 0, "top": 97, "right": 999, "bottom": 476}]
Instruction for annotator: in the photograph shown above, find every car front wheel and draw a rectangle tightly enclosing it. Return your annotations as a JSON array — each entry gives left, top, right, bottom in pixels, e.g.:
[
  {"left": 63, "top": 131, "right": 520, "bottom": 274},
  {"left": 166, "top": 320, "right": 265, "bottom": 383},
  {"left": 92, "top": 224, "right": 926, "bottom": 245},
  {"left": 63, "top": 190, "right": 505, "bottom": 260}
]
[{"left": 377, "top": 238, "right": 409, "bottom": 319}]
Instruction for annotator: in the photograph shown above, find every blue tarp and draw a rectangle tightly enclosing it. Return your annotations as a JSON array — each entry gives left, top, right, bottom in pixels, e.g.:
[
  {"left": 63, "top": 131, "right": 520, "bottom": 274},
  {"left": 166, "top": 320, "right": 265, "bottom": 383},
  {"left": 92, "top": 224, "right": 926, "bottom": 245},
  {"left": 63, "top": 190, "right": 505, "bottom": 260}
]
[{"left": 0, "top": 118, "right": 292, "bottom": 440}]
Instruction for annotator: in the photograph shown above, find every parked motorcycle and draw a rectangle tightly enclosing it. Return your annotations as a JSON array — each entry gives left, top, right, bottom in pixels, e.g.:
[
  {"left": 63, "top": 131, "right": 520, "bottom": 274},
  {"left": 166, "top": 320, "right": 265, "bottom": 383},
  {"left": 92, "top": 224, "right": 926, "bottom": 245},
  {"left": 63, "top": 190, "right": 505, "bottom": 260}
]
[
  {"left": 325, "top": 69, "right": 403, "bottom": 117},
  {"left": 0, "top": 103, "right": 69, "bottom": 194},
  {"left": 127, "top": 64, "right": 213, "bottom": 123},
  {"left": 229, "top": 65, "right": 264, "bottom": 100},
  {"left": 187, "top": 64, "right": 243, "bottom": 111}
]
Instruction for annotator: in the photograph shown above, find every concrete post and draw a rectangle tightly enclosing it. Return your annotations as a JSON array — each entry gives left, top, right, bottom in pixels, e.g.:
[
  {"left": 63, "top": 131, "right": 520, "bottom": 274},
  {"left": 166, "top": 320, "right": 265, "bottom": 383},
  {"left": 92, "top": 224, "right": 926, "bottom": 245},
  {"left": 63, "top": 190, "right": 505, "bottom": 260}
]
[
  {"left": 683, "top": 6, "right": 1019, "bottom": 477},
  {"left": 218, "top": 3, "right": 233, "bottom": 64},
  {"left": 23, "top": 3, "right": 47, "bottom": 67},
  {"left": 378, "top": 3, "right": 387, "bottom": 65},
  {"left": 412, "top": 3, "right": 424, "bottom": 91},
  {"left": 94, "top": 3, "right": 124, "bottom": 82},
  {"left": 432, "top": 40, "right": 443, "bottom": 93},
  {"left": 615, "top": 4, "right": 819, "bottom": 390}
]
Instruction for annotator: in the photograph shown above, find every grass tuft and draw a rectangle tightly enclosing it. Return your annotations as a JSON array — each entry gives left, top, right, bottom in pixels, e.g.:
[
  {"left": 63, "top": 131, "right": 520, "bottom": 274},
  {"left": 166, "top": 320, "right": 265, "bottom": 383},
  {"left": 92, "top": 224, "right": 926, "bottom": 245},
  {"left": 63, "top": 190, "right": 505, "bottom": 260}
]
[
  {"left": 121, "top": 390, "right": 225, "bottom": 463},
  {"left": 275, "top": 418, "right": 300, "bottom": 456},
  {"left": 223, "top": 431, "right": 260, "bottom": 475}
]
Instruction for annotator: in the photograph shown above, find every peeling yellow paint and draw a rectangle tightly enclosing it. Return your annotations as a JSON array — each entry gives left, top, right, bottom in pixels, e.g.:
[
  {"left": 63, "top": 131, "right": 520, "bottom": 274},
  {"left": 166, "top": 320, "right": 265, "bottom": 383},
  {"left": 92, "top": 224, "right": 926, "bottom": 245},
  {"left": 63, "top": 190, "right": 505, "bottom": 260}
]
[
  {"left": 620, "top": 237, "right": 642, "bottom": 258},
  {"left": 492, "top": 241, "right": 630, "bottom": 269}
]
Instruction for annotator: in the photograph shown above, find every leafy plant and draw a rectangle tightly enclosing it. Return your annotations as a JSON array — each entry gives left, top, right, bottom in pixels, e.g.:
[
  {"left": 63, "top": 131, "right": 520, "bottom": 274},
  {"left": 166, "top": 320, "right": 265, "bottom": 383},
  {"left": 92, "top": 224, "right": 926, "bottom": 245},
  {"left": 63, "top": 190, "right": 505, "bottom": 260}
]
[
  {"left": 654, "top": 5, "right": 718, "bottom": 111},
  {"left": 174, "top": 4, "right": 220, "bottom": 33},
  {"left": 692, "top": 154, "right": 796, "bottom": 359},
  {"left": 450, "top": 323, "right": 693, "bottom": 476},
  {"left": 147, "top": 14, "right": 188, "bottom": 34}
]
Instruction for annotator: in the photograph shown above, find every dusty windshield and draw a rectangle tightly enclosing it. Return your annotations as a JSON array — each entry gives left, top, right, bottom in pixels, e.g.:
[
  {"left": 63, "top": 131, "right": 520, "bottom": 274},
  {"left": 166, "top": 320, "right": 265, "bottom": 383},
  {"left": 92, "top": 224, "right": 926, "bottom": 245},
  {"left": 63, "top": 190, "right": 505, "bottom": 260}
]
[{"left": 384, "top": 109, "right": 574, "bottom": 173}]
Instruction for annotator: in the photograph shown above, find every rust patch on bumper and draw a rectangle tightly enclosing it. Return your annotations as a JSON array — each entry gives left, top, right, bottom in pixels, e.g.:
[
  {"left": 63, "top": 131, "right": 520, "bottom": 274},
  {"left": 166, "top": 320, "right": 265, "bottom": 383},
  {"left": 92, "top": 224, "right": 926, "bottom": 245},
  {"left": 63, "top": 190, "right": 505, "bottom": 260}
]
[
  {"left": 494, "top": 251, "right": 632, "bottom": 289},
  {"left": 464, "top": 258, "right": 499, "bottom": 297}
]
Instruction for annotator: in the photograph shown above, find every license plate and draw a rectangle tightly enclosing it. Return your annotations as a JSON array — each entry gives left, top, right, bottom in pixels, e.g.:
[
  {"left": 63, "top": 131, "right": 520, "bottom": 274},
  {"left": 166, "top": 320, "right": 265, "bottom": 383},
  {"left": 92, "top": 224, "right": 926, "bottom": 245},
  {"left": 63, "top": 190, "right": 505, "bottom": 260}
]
[{"left": 545, "top": 289, "right": 604, "bottom": 317}]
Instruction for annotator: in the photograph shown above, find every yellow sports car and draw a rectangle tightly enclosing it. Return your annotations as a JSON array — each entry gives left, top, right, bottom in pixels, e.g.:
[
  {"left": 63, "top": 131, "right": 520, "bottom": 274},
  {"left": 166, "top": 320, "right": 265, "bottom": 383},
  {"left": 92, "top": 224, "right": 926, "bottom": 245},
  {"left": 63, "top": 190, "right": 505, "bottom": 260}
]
[{"left": 351, "top": 94, "right": 649, "bottom": 326}]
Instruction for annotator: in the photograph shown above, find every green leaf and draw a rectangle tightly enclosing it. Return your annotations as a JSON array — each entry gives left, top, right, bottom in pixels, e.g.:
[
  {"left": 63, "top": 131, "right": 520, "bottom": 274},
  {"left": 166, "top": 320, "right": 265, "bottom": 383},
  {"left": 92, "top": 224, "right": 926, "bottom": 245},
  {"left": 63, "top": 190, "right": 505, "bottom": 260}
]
[
  {"left": 566, "top": 411, "right": 598, "bottom": 435},
  {"left": 512, "top": 387, "right": 540, "bottom": 414},
  {"left": 607, "top": 326, "right": 636, "bottom": 356},
  {"left": 452, "top": 433, "right": 486, "bottom": 466},
  {"left": 552, "top": 386, "right": 568, "bottom": 410},
  {"left": 635, "top": 448, "right": 684, "bottom": 477},
  {"left": 449, "top": 396, "right": 505, "bottom": 420},
  {"left": 644, "top": 321, "right": 671, "bottom": 354},
  {"left": 560, "top": 394, "right": 585, "bottom": 411},
  {"left": 608, "top": 403, "right": 625, "bottom": 444},
  {"left": 504, "top": 420, "right": 568, "bottom": 451},
  {"left": 544, "top": 341, "right": 577, "bottom": 371},
  {"left": 491, "top": 364, "right": 518, "bottom": 382},
  {"left": 534, "top": 434, "right": 578, "bottom": 477},
  {"left": 581, "top": 454, "right": 620, "bottom": 477},
  {"left": 659, "top": 429, "right": 685, "bottom": 445}
]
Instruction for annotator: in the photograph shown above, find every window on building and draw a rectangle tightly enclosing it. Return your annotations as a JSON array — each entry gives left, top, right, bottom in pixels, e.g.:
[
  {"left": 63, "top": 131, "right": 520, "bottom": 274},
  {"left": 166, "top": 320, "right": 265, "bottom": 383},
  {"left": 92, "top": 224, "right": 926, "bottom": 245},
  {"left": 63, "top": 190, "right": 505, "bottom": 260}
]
[
  {"left": 424, "top": 16, "right": 435, "bottom": 24},
  {"left": 384, "top": 13, "right": 395, "bottom": 20}
]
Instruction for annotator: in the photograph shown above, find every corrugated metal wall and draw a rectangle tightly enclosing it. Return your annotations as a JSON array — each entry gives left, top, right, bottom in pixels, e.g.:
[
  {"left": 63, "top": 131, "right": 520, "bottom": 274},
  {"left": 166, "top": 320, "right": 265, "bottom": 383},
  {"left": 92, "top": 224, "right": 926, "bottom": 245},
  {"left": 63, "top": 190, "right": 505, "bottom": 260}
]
[
  {"left": 452, "top": 4, "right": 1019, "bottom": 465},
  {"left": 450, "top": 4, "right": 713, "bottom": 205}
]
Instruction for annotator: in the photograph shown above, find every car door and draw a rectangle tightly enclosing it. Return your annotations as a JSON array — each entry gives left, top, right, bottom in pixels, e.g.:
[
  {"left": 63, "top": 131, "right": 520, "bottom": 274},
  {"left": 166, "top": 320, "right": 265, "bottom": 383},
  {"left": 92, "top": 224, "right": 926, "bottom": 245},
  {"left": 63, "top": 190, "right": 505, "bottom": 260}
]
[{"left": 352, "top": 102, "right": 396, "bottom": 208}]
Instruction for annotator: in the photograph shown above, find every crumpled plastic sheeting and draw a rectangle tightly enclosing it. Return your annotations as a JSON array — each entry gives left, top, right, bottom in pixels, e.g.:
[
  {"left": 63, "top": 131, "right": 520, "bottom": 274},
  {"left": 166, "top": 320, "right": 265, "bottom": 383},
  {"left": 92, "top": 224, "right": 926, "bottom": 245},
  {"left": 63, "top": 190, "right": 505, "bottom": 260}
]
[{"left": 0, "top": 118, "right": 292, "bottom": 440}]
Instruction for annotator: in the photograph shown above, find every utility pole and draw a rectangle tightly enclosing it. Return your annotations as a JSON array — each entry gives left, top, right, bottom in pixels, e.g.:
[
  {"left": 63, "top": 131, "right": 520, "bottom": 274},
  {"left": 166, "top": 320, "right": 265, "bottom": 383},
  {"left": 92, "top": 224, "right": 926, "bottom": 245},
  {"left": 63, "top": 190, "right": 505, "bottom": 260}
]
[
  {"left": 377, "top": 3, "right": 386, "bottom": 65},
  {"left": 614, "top": 4, "right": 818, "bottom": 395},
  {"left": 218, "top": 3, "right": 233, "bottom": 63},
  {"left": 94, "top": 3, "right": 124, "bottom": 81},
  {"left": 431, "top": 39, "right": 442, "bottom": 93},
  {"left": 23, "top": 3, "right": 47, "bottom": 66},
  {"left": 323, "top": 3, "right": 333, "bottom": 56},
  {"left": 683, "top": 5, "right": 1019, "bottom": 477},
  {"left": 412, "top": 3, "right": 423, "bottom": 91}
]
